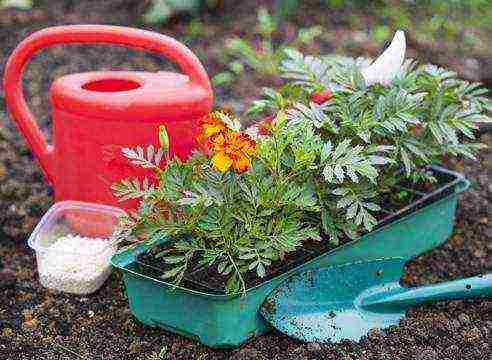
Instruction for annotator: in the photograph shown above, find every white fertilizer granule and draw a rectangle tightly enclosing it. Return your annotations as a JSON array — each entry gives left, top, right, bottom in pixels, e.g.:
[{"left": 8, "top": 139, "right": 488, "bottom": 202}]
[{"left": 36, "top": 234, "right": 116, "bottom": 294}]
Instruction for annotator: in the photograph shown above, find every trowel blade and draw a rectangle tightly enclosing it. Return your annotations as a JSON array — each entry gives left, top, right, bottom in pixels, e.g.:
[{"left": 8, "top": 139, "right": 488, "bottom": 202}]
[{"left": 260, "top": 258, "right": 407, "bottom": 342}]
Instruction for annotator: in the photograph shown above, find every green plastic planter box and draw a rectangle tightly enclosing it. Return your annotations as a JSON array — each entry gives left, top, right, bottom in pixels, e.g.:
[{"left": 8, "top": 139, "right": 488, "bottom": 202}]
[{"left": 111, "top": 166, "right": 469, "bottom": 348}]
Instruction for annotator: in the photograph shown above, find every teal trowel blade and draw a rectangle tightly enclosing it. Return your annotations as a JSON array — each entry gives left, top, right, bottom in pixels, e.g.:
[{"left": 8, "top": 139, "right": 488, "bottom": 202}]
[
  {"left": 261, "top": 258, "right": 408, "bottom": 342},
  {"left": 261, "top": 257, "right": 491, "bottom": 343}
]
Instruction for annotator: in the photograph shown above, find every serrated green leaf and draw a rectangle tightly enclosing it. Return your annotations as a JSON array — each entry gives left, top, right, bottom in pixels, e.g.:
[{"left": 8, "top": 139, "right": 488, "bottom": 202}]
[
  {"left": 332, "top": 188, "right": 350, "bottom": 196},
  {"left": 161, "top": 265, "right": 186, "bottom": 280},
  {"left": 256, "top": 262, "right": 266, "bottom": 278},
  {"left": 363, "top": 202, "right": 381, "bottom": 211},
  {"left": 163, "top": 256, "right": 186, "bottom": 264},
  {"left": 239, "top": 252, "right": 257, "bottom": 260},
  {"left": 323, "top": 165, "right": 334, "bottom": 182}
]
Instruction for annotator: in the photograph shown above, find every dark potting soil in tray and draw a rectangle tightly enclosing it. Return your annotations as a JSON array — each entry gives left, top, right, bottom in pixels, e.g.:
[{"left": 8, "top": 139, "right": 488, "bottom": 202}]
[
  {"left": 136, "top": 166, "right": 462, "bottom": 294},
  {"left": 186, "top": 237, "right": 342, "bottom": 294},
  {"left": 376, "top": 168, "right": 458, "bottom": 223},
  {"left": 136, "top": 240, "right": 333, "bottom": 294}
]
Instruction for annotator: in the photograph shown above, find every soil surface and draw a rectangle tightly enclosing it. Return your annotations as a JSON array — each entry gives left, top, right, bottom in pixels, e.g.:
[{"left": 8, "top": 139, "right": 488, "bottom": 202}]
[{"left": 0, "top": 1, "right": 491, "bottom": 359}]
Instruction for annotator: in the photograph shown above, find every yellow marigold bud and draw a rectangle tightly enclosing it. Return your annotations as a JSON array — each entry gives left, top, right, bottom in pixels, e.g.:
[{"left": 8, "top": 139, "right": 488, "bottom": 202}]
[{"left": 158, "top": 125, "right": 170, "bottom": 151}]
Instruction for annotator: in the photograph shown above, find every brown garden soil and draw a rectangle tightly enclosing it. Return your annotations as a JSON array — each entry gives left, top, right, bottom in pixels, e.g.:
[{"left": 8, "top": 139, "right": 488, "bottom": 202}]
[{"left": 0, "top": 1, "right": 491, "bottom": 359}]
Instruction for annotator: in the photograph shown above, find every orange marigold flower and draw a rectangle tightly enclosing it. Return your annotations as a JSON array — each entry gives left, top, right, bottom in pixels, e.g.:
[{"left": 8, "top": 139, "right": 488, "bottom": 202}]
[
  {"left": 232, "top": 154, "right": 252, "bottom": 173},
  {"left": 198, "top": 110, "right": 257, "bottom": 174},
  {"left": 237, "top": 133, "right": 257, "bottom": 157},
  {"left": 213, "top": 132, "right": 256, "bottom": 174},
  {"left": 198, "top": 111, "right": 228, "bottom": 136},
  {"left": 207, "top": 132, "right": 226, "bottom": 152},
  {"left": 197, "top": 111, "right": 229, "bottom": 152}
]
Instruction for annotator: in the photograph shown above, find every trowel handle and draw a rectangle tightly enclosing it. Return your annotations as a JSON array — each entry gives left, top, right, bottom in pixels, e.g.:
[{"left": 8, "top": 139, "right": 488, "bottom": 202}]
[
  {"left": 366, "top": 273, "right": 492, "bottom": 309},
  {"left": 3, "top": 25, "right": 212, "bottom": 184}
]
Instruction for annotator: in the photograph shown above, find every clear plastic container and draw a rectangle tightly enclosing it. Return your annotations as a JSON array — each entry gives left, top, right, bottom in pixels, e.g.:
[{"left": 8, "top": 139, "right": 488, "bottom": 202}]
[{"left": 28, "top": 201, "right": 126, "bottom": 294}]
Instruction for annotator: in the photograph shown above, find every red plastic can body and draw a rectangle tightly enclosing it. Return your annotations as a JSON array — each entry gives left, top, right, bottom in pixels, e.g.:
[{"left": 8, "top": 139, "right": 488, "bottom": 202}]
[{"left": 3, "top": 25, "right": 213, "bottom": 209}]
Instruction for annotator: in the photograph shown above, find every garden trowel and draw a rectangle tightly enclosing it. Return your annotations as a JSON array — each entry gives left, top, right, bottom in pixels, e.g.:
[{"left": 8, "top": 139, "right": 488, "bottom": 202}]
[{"left": 260, "top": 257, "right": 491, "bottom": 343}]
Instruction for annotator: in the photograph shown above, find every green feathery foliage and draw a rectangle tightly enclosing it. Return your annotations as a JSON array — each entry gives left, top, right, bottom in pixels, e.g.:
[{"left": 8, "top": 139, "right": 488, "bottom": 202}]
[
  {"left": 113, "top": 49, "right": 489, "bottom": 295},
  {"left": 113, "top": 125, "right": 323, "bottom": 294},
  {"left": 250, "top": 50, "right": 489, "bottom": 178},
  {"left": 213, "top": 8, "right": 322, "bottom": 86}
]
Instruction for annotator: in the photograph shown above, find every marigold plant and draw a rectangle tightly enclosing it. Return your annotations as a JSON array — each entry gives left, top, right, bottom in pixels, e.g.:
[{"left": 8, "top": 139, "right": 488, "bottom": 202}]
[{"left": 111, "top": 49, "right": 489, "bottom": 294}]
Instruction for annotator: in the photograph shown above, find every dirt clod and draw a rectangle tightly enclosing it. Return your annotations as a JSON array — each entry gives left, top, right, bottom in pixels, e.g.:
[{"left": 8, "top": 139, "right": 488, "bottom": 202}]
[
  {"left": 416, "top": 348, "right": 438, "bottom": 360},
  {"left": 0, "top": 269, "right": 17, "bottom": 290},
  {"left": 462, "top": 327, "right": 483, "bottom": 344},
  {"left": 230, "top": 348, "right": 261, "bottom": 360},
  {"left": 306, "top": 342, "right": 322, "bottom": 352}
]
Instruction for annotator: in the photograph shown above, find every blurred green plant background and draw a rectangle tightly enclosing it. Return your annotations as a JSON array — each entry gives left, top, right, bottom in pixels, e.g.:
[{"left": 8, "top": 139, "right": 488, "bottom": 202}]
[
  {"left": 124, "top": 0, "right": 489, "bottom": 92},
  {"left": 1, "top": 0, "right": 489, "bottom": 117},
  {"left": 137, "top": 0, "right": 491, "bottom": 55}
]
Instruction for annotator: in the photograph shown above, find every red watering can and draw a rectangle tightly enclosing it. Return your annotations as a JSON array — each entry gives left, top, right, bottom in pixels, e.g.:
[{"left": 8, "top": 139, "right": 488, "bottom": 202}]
[{"left": 4, "top": 25, "right": 213, "bottom": 209}]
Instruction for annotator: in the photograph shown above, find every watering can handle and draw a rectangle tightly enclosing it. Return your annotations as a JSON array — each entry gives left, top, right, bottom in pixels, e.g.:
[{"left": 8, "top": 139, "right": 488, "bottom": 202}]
[{"left": 3, "top": 25, "right": 212, "bottom": 184}]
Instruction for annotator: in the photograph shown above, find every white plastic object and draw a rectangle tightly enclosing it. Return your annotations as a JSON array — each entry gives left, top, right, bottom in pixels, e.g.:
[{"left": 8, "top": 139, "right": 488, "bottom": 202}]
[
  {"left": 361, "top": 30, "right": 406, "bottom": 86},
  {"left": 28, "top": 201, "right": 126, "bottom": 294}
]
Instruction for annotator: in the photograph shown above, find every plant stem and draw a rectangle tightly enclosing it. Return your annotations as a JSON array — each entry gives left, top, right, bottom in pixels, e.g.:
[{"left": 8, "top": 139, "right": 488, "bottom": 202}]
[{"left": 227, "top": 252, "right": 246, "bottom": 296}]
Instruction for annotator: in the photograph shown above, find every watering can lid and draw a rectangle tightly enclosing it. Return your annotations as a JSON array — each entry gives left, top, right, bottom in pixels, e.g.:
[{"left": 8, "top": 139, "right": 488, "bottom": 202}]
[{"left": 50, "top": 71, "right": 213, "bottom": 122}]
